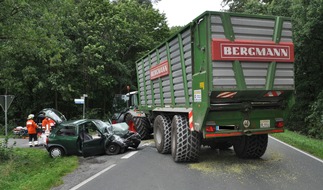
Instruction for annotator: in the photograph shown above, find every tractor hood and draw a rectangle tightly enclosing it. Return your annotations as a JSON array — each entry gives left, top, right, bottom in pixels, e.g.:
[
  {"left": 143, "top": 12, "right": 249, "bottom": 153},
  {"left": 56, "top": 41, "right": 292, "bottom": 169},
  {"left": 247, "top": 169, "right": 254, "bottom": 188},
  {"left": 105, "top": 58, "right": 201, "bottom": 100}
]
[{"left": 37, "top": 108, "right": 67, "bottom": 124}]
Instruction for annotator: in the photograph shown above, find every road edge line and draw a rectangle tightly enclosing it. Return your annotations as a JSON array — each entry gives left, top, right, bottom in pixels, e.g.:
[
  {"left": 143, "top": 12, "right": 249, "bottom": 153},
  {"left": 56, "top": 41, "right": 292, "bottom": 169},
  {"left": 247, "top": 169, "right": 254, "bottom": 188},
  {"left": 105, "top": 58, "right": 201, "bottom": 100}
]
[
  {"left": 70, "top": 164, "right": 116, "bottom": 190},
  {"left": 269, "top": 136, "right": 323, "bottom": 164}
]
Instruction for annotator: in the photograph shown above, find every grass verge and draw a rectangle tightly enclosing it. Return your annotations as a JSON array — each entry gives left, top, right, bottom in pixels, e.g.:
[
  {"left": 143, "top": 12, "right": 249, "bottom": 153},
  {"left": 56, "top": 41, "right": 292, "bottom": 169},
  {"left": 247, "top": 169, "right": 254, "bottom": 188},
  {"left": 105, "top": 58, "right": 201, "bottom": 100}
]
[
  {"left": 0, "top": 147, "right": 78, "bottom": 190},
  {"left": 271, "top": 129, "right": 323, "bottom": 160}
]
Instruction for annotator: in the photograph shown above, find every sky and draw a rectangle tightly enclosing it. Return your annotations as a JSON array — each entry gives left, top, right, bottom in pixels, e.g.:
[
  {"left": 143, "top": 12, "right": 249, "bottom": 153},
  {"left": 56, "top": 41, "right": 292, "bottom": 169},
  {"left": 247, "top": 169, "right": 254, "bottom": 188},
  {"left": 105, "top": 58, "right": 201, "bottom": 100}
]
[{"left": 153, "top": 0, "right": 227, "bottom": 27}]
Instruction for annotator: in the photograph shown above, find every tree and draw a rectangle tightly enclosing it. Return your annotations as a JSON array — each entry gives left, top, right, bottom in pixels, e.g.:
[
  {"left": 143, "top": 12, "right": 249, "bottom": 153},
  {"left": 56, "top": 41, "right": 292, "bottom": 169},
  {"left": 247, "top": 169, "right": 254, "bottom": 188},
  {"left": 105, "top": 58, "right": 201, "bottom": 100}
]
[
  {"left": 0, "top": 0, "right": 170, "bottom": 125},
  {"left": 220, "top": 0, "right": 323, "bottom": 139},
  {"left": 70, "top": 0, "right": 170, "bottom": 116}
]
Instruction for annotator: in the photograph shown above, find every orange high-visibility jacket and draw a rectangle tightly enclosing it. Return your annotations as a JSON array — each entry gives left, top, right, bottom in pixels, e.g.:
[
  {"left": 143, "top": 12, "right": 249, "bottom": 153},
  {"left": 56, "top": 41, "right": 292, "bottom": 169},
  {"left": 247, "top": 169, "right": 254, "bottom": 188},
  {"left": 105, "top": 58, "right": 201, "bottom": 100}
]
[
  {"left": 26, "top": 119, "right": 38, "bottom": 134},
  {"left": 42, "top": 118, "right": 55, "bottom": 131}
]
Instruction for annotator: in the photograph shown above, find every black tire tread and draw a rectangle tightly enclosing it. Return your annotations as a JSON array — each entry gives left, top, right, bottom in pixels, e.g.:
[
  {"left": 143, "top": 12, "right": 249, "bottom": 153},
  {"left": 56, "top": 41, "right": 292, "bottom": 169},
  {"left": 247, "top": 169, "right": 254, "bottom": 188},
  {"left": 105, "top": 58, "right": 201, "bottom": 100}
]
[
  {"left": 234, "top": 134, "right": 268, "bottom": 159},
  {"left": 171, "top": 115, "right": 200, "bottom": 162},
  {"left": 134, "top": 117, "right": 151, "bottom": 139},
  {"left": 154, "top": 115, "right": 172, "bottom": 154}
]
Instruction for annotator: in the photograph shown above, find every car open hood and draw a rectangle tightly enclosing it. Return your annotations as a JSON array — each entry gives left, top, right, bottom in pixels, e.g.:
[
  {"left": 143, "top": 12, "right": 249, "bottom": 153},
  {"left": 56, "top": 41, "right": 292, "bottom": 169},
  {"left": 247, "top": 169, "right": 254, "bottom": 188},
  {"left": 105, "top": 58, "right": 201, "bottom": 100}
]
[
  {"left": 37, "top": 108, "right": 67, "bottom": 124},
  {"left": 111, "top": 122, "right": 129, "bottom": 136}
]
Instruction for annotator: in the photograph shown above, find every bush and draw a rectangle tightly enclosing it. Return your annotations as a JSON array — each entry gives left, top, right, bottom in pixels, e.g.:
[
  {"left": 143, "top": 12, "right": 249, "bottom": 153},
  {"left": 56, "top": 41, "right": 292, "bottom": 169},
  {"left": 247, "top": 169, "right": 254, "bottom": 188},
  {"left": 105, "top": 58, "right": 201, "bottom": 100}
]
[
  {"left": 0, "top": 122, "right": 16, "bottom": 136},
  {"left": 305, "top": 91, "right": 323, "bottom": 139},
  {"left": 0, "top": 137, "right": 15, "bottom": 162}
]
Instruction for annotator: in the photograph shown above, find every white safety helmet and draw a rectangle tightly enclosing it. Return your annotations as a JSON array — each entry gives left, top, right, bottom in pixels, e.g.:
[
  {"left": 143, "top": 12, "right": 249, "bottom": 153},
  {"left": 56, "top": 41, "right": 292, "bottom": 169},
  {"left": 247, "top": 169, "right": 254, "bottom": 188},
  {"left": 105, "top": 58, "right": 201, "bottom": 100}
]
[{"left": 27, "top": 114, "right": 34, "bottom": 120}]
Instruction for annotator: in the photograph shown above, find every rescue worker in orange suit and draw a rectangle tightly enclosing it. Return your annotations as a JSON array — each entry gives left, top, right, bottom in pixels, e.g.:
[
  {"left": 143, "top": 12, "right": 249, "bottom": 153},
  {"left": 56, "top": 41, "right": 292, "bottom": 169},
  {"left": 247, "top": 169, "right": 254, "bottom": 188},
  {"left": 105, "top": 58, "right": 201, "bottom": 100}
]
[
  {"left": 26, "top": 114, "right": 39, "bottom": 147},
  {"left": 42, "top": 116, "right": 55, "bottom": 137}
]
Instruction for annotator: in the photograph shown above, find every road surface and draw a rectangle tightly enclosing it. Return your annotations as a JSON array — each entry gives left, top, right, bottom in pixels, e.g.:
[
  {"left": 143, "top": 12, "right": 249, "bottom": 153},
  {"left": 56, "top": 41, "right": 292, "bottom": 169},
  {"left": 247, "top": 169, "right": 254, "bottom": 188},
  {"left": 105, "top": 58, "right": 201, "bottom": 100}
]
[{"left": 39, "top": 137, "right": 323, "bottom": 190}]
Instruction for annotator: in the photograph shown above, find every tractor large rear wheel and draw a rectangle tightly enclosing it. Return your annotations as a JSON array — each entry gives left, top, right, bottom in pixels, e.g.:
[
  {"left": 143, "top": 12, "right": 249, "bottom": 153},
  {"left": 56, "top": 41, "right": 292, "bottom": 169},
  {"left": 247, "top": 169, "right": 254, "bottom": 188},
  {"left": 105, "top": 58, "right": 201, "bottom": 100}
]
[
  {"left": 154, "top": 115, "right": 172, "bottom": 154},
  {"left": 234, "top": 134, "right": 268, "bottom": 159},
  {"left": 171, "top": 115, "right": 200, "bottom": 162},
  {"left": 134, "top": 117, "right": 151, "bottom": 139}
]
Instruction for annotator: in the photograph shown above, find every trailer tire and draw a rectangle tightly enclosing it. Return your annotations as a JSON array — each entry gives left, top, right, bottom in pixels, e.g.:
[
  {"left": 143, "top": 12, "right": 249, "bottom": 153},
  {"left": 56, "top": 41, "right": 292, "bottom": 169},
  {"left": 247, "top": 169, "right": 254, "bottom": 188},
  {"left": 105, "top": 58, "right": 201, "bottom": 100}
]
[
  {"left": 171, "top": 115, "right": 200, "bottom": 162},
  {"left": 134, "top": 117, "right": 151, "bottom": 140},
  {"left": 234, "top": 134, "right": 268, "bottom": 159},
  {"left": 154, "top": 115, "right": 172, "bottom": 154}
]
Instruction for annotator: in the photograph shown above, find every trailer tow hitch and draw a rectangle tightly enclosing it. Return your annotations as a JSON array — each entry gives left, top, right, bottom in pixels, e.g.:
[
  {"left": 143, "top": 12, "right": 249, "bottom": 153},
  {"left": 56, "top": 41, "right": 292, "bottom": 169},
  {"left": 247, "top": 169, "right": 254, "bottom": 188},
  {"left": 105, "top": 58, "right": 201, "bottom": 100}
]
[{"left": 243, "top": 130, "right": 252, "bottom": 136}]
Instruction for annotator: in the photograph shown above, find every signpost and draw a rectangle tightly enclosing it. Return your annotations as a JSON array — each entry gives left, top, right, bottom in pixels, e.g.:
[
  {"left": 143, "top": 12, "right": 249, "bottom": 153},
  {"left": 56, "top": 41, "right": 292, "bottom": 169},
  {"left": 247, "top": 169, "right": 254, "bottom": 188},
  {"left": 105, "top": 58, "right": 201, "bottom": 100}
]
[
  {"left": 74, "top": 94, "right": 87, "bottom": 119},
  {"left": 0, "top": 95, "right": 15, "bottom": 136}
]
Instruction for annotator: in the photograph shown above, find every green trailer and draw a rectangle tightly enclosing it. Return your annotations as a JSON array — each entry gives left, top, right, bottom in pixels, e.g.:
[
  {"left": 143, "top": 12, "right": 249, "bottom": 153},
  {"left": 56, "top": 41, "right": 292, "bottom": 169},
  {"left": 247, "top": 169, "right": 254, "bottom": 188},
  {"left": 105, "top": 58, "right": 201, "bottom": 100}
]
[{"left": 134, "top": 11, "right": 294, "bottom": 162}]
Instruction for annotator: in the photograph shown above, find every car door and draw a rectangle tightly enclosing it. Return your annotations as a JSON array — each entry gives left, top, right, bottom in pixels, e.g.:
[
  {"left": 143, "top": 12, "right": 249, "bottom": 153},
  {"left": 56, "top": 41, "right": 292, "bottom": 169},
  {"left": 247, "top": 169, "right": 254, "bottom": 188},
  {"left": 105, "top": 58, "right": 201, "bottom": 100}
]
[
  {"left": 54, "top": 126, "right": 79, "bottom": 155},
  {"left": 81, "top": 121, "right": 105, "bottom": 157}
]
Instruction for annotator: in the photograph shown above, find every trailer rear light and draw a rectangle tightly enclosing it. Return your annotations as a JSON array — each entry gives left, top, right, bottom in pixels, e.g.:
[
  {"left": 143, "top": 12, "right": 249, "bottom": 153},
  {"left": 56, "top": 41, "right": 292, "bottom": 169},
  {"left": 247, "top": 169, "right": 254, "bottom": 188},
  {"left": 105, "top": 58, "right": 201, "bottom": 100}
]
[
  {"left": 205, "top": 126, "right": 215, "bottom": 132},
  {"left": 264, "top": 91, "right": 283, "bottom": 97},
  {"left": 275, "top": 121, "right": 284, "bottom": 128},
  {"left": 275, "top": 118, "right": 284, "bottom": 128},
  {"left": 111, "top": 120, "right": 117, "bottom": 124}
]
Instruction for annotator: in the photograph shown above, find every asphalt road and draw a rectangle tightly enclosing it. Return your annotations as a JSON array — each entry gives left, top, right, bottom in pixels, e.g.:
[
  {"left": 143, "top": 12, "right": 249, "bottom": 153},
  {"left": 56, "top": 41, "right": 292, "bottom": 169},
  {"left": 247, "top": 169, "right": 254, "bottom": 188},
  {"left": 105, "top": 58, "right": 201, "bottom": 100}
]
[{"left": 3, "top": 137, "right": 323, "bottom": 190}]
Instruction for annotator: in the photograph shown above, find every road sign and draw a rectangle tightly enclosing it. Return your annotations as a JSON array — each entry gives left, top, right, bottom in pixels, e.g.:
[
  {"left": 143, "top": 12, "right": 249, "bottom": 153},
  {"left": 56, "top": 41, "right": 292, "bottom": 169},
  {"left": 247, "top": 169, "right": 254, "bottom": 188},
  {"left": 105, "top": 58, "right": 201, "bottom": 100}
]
[
  {"left": 74, "top": 98, "right": 84, "bottom": 104},
  {"left": 0, "top": 95, "right": 15, "bottom": 112},
  {"left": 0, "top": 95, "right": 15, "bottom": 137}
]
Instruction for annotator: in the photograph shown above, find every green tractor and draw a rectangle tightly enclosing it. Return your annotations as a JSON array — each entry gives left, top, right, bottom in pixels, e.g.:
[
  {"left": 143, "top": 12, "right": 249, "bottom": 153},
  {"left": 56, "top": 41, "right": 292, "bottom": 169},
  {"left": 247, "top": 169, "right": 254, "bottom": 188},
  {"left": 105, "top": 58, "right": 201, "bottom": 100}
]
[{"left": 112, "top": 90, "right": 152, "bottom": 139}]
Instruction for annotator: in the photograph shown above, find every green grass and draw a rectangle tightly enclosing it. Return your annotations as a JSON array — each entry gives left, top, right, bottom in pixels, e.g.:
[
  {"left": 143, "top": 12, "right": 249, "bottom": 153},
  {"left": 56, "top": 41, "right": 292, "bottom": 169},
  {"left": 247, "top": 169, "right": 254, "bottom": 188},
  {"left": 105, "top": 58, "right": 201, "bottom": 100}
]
[
  {"left": 0, "top": 148, "right": 78, "bottom": 190},
  {"left": 271, "top": 129, "right": 323, "bottom": 159}
]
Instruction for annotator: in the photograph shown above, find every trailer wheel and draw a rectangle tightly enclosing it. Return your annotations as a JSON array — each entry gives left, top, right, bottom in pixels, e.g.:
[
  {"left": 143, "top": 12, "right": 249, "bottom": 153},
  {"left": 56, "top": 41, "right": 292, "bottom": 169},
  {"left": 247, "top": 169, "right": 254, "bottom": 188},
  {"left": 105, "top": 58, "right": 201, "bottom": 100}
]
[
  {"left": 134, "top": 117, "right": 151, "bottom": 139},
  {"left": 154, "top": 115, "right": 172, "bottom": 154},
  {"left": 234, "top": 134, "right": 268, "bottom": 159},
  {"left": 171, "top": 115, "right": 200, "bottom": 162}
]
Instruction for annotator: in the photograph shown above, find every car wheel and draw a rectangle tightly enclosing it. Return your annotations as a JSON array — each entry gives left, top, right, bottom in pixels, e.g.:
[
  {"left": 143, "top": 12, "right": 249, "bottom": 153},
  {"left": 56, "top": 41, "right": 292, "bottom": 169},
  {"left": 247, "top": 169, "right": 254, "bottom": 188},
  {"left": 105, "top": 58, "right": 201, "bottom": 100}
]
[
  {"left": 105, "top": 143, "right": 121, "bottom": 155},
  {"left": 49, "top": 147, "right": 65, "bottom": 158}
]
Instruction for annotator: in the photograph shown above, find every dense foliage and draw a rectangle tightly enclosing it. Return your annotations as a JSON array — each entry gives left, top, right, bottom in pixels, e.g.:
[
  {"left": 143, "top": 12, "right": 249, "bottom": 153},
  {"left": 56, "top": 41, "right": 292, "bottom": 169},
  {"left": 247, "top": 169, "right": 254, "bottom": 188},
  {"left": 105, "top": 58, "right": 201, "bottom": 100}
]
[
  {"left": 222, "top": 0, "right": 323, "bottom": 139},
  {"left": 1, "top": 0, "right": 322, "bottom": 139},
  {"left": 0, "top": 0, "right": 170, "bottom": 127}
]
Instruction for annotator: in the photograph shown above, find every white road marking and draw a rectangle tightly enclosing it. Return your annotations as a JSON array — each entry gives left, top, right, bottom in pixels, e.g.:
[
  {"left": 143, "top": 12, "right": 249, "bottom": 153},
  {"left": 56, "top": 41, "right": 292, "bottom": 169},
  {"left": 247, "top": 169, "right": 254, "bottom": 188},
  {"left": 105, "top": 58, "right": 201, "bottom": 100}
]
[
  {"left": 121, "top": 151, "right": 138, "bottom": 159},
  {"left": 140, "top": 143, "right": 151, "bottom": 147},
  {"left": 70, "top": 164, "right": 116, "bottom": 190},
  {"left": 269, "top": 136, "right": 323, "bottom": 164}
]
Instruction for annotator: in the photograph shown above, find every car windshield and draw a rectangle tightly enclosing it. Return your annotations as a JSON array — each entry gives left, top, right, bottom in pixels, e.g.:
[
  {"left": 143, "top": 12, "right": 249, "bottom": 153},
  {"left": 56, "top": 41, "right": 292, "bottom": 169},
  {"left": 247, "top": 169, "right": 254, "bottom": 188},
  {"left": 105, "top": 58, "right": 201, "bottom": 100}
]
[{"left": 94, "top": 120, "right": 113, "bottom": 134}]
